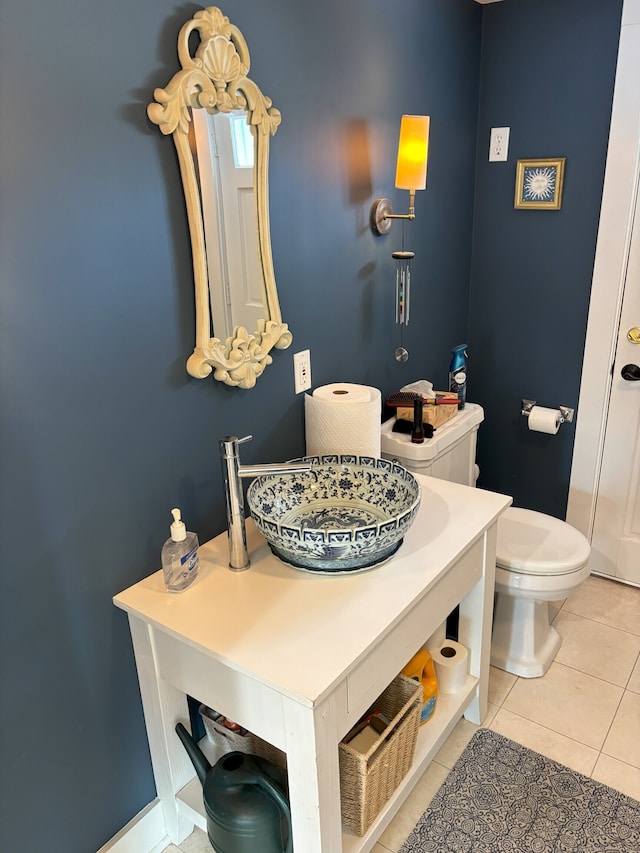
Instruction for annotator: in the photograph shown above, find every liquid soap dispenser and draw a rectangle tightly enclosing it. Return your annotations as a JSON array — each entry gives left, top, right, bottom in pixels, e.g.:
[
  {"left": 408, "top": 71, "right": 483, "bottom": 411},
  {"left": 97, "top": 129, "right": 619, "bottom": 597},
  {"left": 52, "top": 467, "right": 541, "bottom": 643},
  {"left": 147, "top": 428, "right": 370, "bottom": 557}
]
[{"left": 162, "top": 508, "right": 199, "bottom": 592}]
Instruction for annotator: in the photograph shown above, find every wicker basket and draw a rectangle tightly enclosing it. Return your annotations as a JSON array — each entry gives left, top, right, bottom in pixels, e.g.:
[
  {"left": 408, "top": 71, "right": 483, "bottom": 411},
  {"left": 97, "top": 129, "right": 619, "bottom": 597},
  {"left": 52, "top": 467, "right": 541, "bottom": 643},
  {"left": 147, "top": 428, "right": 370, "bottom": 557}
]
[
  {"left": 339, "top": 674, "right": 422, "bottom": 836},
  {"left": 198, "top": 705, "right": 287, "bottom": 775}
]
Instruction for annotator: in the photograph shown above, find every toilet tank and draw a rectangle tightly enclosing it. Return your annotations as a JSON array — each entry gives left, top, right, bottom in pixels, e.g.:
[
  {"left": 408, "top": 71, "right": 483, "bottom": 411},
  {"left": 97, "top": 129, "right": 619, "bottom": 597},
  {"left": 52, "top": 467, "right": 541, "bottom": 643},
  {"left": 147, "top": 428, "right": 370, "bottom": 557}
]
[{"left": 380, "top": 403, "right": 484, "bottom": 486}]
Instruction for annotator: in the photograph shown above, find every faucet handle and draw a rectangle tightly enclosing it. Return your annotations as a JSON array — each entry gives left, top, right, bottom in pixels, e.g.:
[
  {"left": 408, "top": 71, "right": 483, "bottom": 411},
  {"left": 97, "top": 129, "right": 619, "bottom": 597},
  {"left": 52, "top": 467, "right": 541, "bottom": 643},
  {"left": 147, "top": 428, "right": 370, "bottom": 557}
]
[{"left": 219, "top": 434, "right": 252, "bottom": 459}]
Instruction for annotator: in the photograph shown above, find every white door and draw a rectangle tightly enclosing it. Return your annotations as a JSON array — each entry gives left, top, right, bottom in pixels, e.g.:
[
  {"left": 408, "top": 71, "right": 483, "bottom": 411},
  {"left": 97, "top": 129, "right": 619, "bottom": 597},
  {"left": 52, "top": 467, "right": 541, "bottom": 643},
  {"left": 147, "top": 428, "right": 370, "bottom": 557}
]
[
  {"left": 590, "top": 190, "right": 640, "bottom": 584},
  {"left": 212, "top": 113, "right": 264, "bottom": 336},
  {"left": 567, "top": 0, "right": 640, "bottom": 587},
  {"left": 193, "top": 109, "right": 264, "bottom": 341}
]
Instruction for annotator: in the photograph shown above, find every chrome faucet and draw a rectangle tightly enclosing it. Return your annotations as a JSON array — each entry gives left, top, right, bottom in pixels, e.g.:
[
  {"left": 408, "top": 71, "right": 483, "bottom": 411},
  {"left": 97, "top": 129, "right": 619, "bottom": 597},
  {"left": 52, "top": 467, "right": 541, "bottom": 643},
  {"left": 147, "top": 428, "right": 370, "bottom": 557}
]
[{"left": 219, "top": 435, "right": 312, "bottom": 570}]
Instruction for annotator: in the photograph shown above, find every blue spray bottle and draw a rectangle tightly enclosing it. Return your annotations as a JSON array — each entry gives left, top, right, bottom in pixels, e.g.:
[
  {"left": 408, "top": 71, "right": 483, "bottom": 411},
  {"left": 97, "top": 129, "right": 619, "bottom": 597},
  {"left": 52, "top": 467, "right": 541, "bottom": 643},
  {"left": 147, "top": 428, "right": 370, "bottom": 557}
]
[{"left": 449, "top": 344, "right": 468, "bottom": 409}]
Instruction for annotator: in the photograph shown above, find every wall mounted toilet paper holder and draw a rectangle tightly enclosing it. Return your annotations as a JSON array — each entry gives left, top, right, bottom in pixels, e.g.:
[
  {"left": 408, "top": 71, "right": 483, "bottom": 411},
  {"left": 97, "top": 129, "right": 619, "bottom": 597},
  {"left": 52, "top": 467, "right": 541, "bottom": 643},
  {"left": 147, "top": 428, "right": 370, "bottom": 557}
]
[{"left": 521, "top": 399, "right": 574, "bottom": 424}]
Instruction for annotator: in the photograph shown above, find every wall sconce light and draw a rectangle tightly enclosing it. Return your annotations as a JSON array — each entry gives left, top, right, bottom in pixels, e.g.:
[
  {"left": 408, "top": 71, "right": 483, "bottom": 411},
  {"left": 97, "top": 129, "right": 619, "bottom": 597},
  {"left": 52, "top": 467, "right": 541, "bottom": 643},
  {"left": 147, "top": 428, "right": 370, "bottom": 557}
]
[{"left": 370, "top": 115, "right": 430, "bottom": 235}]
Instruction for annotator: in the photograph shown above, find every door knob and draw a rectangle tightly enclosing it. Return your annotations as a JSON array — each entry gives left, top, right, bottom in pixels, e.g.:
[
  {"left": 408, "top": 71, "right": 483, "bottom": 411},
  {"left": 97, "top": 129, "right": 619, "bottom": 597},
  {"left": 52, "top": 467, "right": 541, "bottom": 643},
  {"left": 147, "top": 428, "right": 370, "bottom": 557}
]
[{"left": 621, "top": 363, "right": 640, "bottom": 381}]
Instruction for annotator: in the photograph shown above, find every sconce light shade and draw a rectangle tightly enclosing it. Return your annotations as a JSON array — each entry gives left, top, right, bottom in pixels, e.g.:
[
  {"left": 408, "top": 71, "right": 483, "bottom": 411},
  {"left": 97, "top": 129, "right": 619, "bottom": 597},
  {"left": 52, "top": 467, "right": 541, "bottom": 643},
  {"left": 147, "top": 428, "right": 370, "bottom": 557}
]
[
  {"left": 395, "top": 115, "right": 429, "bottom": 191},
  {"left": 370, "top": 115, "right": 430, "bottom": 235}
]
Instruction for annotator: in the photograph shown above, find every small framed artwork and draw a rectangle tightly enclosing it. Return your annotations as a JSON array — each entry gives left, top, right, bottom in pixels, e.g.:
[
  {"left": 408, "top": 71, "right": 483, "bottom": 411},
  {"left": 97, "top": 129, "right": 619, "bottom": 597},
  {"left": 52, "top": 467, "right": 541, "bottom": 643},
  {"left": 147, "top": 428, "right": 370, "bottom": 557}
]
[{"left": 514, "top": 158, "right": 566, "bottom": 210}]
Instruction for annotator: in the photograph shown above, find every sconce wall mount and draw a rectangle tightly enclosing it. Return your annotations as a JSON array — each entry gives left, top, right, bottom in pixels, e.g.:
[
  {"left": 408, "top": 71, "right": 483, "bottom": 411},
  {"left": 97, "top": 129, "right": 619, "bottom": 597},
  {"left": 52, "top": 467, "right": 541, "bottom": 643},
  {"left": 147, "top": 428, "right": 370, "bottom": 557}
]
[{"left": 370, "top": 196, "right": 414, "bottom": 235}]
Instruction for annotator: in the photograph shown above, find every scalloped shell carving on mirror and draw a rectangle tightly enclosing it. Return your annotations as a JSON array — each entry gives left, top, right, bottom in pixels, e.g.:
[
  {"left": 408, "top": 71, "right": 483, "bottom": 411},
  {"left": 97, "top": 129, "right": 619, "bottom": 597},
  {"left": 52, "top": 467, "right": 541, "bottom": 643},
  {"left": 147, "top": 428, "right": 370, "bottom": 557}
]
[{"left": 148, "top": 7, "right": 291, "bottom": 388}]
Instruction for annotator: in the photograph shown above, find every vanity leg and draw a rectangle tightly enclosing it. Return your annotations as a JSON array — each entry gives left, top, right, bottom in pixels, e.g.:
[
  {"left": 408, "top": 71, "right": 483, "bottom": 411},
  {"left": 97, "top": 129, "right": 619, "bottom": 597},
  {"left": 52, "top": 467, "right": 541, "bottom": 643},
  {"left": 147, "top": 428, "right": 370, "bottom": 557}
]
[
  {"left": 128, "top": 617, "right": 195, "bottom": 844},
  {"left": 283, "top": 692, "right": 343, "bottom": 853},
  {"left": 458, "top": 523, "right": 497, "bottom": 726}
]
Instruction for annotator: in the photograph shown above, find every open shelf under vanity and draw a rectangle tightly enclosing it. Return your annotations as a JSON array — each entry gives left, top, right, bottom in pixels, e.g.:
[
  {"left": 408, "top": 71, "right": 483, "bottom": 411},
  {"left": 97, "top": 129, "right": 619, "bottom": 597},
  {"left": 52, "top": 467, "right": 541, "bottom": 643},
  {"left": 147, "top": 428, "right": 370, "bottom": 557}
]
[{"left": 176, "top": 674, "right": 478, "bottom": 851}]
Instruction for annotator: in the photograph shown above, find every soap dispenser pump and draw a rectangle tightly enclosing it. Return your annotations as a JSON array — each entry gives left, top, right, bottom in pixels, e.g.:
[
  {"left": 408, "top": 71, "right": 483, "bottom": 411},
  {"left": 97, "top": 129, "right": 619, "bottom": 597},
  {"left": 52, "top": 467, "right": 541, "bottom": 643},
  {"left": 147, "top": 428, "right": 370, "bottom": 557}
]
[{"left": 162, "top": 508, "right": 199, "bottom": 592}]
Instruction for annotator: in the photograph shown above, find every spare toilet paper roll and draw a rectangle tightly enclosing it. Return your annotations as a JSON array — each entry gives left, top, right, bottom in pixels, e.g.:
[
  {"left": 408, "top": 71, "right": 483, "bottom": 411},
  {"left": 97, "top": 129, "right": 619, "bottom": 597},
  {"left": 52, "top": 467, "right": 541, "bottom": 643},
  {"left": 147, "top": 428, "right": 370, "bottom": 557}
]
[
  {"left": 305, "top": 384, "right": 382, "bottom": 458},
  {"left": 430, "top": 641, "right": 468, "bottom": 694},
  {"left": 528, "top": 405, "right": 561, "bottom": 435}
]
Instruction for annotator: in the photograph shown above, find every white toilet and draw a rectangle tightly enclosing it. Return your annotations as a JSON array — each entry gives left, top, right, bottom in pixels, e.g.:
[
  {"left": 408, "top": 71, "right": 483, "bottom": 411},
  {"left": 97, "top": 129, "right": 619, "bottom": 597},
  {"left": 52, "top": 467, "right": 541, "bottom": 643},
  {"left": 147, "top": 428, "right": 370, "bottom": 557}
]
[{"left": 380, "top": 404, "right": 591, "bottom": 678}]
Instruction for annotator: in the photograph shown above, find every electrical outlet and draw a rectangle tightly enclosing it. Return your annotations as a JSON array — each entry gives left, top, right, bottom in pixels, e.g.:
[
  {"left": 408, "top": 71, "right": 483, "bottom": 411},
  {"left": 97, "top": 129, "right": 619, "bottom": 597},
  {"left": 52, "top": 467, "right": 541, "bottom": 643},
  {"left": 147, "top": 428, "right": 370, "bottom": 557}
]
[
  {"left": 293, "top": 350, "right": 312, "bottom": 394},
  {"left": 489, "top": 126, "right": 510, "bottom": 162}
]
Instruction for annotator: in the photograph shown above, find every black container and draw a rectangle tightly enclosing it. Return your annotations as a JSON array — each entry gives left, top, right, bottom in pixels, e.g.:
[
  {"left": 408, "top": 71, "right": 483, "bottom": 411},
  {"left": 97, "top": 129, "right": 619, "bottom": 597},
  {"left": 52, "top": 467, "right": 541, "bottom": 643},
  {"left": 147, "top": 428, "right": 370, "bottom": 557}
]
[
  {"left": 176, "top": 723, "right": 292, "bottom": 853},
  {"left": 411, "top": 398, "right": 425, "bottom": 443}
]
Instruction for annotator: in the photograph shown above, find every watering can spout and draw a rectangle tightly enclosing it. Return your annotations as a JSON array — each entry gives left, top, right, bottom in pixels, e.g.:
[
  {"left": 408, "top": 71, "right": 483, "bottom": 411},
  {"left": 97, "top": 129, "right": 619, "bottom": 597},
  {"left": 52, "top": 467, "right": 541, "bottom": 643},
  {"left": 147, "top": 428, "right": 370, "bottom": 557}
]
[{"left": 175, "top": 722, "right": 210, "bottom": 786}]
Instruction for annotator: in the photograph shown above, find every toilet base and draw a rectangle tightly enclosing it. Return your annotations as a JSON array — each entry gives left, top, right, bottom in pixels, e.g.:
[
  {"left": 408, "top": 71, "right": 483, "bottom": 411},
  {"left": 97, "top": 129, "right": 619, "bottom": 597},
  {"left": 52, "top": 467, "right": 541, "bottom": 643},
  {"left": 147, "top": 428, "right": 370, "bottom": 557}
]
[{"left": 490, "top": 592, "right": 561, "bottom": 678}]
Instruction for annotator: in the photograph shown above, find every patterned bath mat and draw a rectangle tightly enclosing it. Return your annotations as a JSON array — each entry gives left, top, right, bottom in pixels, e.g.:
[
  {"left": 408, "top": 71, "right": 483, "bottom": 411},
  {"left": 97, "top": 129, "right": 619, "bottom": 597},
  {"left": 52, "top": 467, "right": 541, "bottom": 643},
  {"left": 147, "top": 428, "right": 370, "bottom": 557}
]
[{"left": 399, "top": 728, "right": 640, "bottom": 852}]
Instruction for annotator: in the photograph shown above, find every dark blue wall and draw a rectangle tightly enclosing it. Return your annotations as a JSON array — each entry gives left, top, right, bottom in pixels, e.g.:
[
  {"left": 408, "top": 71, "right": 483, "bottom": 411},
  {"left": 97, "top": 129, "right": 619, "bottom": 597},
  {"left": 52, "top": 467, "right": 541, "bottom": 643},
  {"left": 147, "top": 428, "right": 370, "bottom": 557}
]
[
  {"left": 469, "top": 0, "right": 623, "bottom": 518},
  {"left": 0, "top": 0, "right": 625, "bottom": 849},
  {"left": 0, "top": 1, "right": 482, "bottom": 850}
]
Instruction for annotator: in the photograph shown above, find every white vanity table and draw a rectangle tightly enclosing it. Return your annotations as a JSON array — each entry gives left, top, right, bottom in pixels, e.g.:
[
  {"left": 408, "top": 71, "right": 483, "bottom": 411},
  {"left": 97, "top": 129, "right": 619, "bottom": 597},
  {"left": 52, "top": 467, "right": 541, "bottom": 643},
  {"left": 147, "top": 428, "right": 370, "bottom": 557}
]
[{"left": 114, "top": 474, "right": 510, "bottom": 852}]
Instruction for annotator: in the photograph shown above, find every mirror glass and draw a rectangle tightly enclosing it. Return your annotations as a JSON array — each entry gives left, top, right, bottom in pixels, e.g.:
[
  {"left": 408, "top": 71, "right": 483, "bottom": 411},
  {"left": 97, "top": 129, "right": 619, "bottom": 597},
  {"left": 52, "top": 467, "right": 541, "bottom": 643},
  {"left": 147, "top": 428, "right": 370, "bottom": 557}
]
[
  {"left": 148, "top": 6, "right": 292, "bottom": 388},
  {"left": 192, "top": 109, "right": 264, "bottom": 341}
]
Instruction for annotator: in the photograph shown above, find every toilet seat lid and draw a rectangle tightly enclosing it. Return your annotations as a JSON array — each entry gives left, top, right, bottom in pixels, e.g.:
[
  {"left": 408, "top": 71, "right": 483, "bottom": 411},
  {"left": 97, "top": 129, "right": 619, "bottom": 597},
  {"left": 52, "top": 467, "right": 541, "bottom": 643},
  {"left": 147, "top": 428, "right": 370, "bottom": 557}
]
[{"left": 496, "top": 507, "right": 591, "bottom": 575}]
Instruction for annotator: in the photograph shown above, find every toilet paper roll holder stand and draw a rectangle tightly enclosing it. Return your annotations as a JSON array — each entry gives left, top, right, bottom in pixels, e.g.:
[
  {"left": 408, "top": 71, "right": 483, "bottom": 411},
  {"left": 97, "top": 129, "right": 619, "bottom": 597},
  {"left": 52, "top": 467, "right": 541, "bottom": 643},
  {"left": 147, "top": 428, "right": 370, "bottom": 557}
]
[{"left": 521, "top": 399, "right": 574, "bottom": 425}]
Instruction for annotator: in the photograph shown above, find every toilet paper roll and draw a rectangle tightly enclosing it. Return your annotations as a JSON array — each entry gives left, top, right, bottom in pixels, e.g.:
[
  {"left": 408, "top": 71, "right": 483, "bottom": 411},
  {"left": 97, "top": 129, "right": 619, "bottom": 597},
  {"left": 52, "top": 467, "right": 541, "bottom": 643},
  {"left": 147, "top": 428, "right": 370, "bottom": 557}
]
[
  {"left": 305, "top": 384, "right": 382, "bottom": 458},
  {"left": 528, "top": 405, "right": 561, "bottom": 435},
  {"left": 430, "top": 641, "right": 468, "bottom": 694}
]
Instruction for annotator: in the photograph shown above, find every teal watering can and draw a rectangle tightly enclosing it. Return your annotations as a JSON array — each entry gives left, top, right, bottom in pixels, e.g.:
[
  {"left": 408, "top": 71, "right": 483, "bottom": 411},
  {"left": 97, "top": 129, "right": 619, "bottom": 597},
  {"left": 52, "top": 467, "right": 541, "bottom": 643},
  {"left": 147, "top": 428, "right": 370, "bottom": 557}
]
[{"left": 175, "top": 723, "right": 292, "bottom": 853}]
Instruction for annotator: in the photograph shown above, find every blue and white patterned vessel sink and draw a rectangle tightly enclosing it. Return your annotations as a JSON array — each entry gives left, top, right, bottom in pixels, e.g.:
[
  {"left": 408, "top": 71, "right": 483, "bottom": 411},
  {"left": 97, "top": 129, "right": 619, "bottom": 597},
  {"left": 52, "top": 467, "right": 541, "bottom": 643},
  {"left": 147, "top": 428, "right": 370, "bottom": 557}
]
[{"left": 246, "top": 455, "right": 421, "bottom": 573}]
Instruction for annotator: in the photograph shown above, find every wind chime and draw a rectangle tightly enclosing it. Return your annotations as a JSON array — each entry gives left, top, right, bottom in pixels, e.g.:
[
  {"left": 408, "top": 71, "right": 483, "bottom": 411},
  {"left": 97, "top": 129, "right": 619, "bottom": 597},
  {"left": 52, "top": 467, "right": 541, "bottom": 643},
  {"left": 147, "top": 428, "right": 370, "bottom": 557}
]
[{"left": 392, "top": 233, "right": 414, "bottom": 362}]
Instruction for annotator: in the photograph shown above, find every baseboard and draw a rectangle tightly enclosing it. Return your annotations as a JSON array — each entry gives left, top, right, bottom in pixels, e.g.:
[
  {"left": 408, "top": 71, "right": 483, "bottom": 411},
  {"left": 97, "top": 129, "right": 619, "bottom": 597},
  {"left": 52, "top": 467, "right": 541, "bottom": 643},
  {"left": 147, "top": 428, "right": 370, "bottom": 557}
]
[{"left": 97, "top": 799, "right": 168, "bottom": 853}]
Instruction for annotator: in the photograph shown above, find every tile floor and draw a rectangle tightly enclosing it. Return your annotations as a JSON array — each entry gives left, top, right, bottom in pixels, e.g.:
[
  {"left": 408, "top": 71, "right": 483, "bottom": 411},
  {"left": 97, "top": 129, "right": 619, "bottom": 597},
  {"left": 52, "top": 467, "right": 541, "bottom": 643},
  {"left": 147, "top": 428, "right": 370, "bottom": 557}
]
[{"left": 162, "top": 574, "right": 640, "bottom": 853}]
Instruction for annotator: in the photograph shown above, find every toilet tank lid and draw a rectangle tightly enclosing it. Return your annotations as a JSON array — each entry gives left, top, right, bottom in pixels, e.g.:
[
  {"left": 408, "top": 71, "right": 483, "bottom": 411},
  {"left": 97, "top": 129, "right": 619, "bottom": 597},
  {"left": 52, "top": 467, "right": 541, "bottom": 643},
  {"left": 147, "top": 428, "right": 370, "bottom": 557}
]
[
  {"left": 496, "top": 507, "right": 591, "bottom": 575},
  {"left": 380, "top": 403, "right": 484, "bottom": 463}
]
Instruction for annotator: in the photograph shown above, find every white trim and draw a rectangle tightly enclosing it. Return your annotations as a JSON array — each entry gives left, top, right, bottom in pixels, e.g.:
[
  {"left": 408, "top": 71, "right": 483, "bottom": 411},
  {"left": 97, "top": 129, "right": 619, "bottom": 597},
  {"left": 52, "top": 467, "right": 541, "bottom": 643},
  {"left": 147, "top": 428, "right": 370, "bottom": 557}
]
[
  {"left": 97, "top": 799, "right": 168, "bottom": 853},
  {"left": 567, "top": 0, "right": 640, "bottom": 536}
]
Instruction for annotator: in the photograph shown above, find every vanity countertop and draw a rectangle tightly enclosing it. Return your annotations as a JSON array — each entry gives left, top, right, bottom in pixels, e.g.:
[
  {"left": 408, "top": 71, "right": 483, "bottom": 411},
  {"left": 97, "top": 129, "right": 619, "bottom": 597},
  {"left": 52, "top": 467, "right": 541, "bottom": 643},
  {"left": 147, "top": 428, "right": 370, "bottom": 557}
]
[{"left": 115, "top": 474, "right": 510, "bottom": 709}]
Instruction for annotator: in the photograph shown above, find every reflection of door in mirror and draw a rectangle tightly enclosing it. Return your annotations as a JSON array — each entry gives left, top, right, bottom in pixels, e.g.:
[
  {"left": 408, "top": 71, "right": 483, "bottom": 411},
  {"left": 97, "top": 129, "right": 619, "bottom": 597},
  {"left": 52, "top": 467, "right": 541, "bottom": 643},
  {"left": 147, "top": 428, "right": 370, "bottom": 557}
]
[{"left": 193, "top": 108, "right": 264, "bottom": 342}]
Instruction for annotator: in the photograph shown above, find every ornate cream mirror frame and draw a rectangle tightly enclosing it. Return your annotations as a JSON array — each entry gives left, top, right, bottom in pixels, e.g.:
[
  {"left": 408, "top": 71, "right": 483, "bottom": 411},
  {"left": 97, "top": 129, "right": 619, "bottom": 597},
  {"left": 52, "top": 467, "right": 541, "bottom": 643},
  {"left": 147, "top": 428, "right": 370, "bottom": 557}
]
[{"left": 148, "top": 6, "right": 292, "bottom": 388}]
